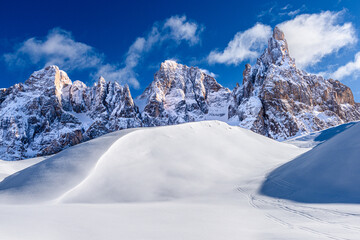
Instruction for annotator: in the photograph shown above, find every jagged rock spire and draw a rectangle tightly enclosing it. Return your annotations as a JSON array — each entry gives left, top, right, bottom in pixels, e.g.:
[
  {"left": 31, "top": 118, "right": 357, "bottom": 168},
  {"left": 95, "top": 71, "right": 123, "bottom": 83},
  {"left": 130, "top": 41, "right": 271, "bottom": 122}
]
[
  {"left": 263, "top": 26, "right": 295, "bottom": 67},
  {"left": 229, "top": 26, "right": 360, "bottom": 140}
]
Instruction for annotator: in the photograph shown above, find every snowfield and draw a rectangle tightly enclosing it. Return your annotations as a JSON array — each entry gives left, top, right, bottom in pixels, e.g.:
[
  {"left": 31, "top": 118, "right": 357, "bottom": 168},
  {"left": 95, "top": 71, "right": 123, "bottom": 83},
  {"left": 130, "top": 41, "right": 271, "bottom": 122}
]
[
  {"left": 262, "top": 121, "right": 360, "bottom": 203},
  {"left": 0, "top": 121, "right": 359, "bottom": 239}
]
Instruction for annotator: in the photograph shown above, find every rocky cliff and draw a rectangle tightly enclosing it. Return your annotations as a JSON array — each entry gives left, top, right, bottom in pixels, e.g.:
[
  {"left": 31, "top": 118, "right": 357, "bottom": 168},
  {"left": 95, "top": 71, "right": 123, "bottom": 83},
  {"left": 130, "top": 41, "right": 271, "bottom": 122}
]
[
  {"left": 136, "top": 60, "right": 231, "bottom": 126},
  {"left": 0, "top": 66, "right": 141, "bottom": 160},
  {"left": 1, "top": 27, "right": 360, "bottom": 160},
  {"left": 228, "top": 27, "right": 360, "bottom": 140}
]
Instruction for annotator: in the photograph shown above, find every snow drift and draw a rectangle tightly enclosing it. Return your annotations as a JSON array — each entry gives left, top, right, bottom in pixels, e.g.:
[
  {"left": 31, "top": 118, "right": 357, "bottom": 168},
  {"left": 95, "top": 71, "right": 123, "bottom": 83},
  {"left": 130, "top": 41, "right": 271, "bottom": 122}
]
[
  {"left": 0, "top": 121, "right": 303, "bottom": 203},
  {"left": 61, "top": 121, "right": 304, "bottom": 203},
  {"left": 261, "top": 122, "right": 360, "bottom": 203},
  {"left": 0, "top": 129, "right": 136, "bottom": 203}
]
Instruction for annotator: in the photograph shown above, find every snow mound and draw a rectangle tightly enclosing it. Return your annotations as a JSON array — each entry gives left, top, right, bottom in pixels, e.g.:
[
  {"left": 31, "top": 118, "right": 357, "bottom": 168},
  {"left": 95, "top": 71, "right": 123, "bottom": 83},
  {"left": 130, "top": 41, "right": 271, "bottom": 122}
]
[
  {"left": 60, "top": 121, "right": 302, "bottom": 203},
  {"left": 0, "top": 129, "right": 136, "bottom": 203},
  {"left": 261, "top": 122, "right": 360, "bottom": 203}
]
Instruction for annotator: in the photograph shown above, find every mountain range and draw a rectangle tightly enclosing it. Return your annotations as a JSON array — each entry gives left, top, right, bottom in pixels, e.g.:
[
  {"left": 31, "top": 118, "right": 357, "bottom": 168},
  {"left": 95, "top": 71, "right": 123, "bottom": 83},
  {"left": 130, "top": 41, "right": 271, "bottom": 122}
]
[{"left": 1, "top": 27, "right": 359, "bottom": 160}]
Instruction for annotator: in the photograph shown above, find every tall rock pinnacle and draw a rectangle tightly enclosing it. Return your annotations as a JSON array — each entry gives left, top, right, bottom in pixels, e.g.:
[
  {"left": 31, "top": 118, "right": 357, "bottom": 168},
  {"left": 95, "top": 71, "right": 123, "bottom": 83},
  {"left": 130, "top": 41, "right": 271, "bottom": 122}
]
[
  {"left": 229, "top": 27, "right": 360, "bottom": 140},
  {"left": 263, "top": 26, "right": 295, "bottom": 67}
]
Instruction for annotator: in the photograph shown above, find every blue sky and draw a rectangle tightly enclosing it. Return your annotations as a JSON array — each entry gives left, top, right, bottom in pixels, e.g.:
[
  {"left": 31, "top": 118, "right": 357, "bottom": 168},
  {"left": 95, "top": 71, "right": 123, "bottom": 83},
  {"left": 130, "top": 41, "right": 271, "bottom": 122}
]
[{"left": 1, "top": 0, "right": 360, "bottom": 100}]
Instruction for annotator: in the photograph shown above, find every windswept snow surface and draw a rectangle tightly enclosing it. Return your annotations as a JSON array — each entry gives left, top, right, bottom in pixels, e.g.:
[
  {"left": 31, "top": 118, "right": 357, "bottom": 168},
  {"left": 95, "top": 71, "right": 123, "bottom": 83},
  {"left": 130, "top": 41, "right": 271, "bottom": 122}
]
[
  {"left": 261, "top": 122, "right": 360, "bottom": 203},
  {"left": 0, "top": 121, "right": 360, "bottom": 239},
  {"left": 0, "top": 129, "right": 137, "bottom": 203},
  {"left": 60, "top": 121, "right": 302, "bottom": 203},
  {"left": 285, "top": 121, "right": 358, "bottom": 148},
  {"left": 0, "top": 156, "right": 48, "bottom": 181}
]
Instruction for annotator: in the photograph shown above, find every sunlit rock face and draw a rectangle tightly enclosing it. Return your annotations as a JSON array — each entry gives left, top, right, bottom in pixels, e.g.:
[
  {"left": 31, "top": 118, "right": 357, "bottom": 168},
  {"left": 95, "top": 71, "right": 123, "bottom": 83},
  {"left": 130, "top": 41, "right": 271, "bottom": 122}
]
[
  {"left": 229, "top": 27, "right": 360, "bottom": 140},
  {"left": 136, "top": 60, "right": 231, "bottom": 126},
  {"left": 0, "top": 66, "right": 141, "bottom": 160},
  {"left": 1, "top": 27, "right": 360, "bottom": 160}
]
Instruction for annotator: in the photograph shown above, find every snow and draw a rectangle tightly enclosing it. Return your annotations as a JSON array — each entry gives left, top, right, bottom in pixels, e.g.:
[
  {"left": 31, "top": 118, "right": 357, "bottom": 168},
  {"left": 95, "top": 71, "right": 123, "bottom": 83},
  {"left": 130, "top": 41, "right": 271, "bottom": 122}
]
[
  {"left": 0, "top": 157, "right": 48, "bottom": 181},
  {"left": 60, "top": 121, "right": 302, "bottom": 203},
  {"left": 261, "top": 122, "right": 360, "bottom": 203},
  {"left": 285, "top": 121, "right": 357, "bottom": 148},
  {"left": 0, "top": 129, "right": 137, "bottom": 203},
  {"left": 0, "top": 121, "right": 360, "bottom": 239}
]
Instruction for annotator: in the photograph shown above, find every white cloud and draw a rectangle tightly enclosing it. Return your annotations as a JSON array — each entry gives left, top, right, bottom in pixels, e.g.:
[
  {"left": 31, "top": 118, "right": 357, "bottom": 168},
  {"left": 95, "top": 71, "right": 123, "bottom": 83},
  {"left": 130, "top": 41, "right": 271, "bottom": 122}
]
[
  {"left": 3, "top": 28, "right": 103, "bottom": 71},
  {"left": 207, "top": 23, "right": 272, "bottom": 65},
  {"left": 278, "top": 11, "right": 357, "bottom": 68},
  {"left": 3, "top": 16, "right": 203, "bottom": 89},
  {"left": 331, "top": 52, "right": 360, "bottom": 80},
  {"left": 103, "top": 15, "right": 203, "bottom": 88},
  {"left": 199, "top": 68, "right": 217, "bottom": 78},
  {"left": 163, "top": 15, "right": 203, "bottom": 45},
  {"left": 208, "top": 11, "right": 357, "bottom": 70}
]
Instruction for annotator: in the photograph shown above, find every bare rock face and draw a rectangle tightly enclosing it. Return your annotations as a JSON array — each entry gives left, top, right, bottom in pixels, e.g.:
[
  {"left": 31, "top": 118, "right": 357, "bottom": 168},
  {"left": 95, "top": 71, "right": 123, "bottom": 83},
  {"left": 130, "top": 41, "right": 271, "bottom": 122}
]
[
  {"left": 229, "top": 27, "right": 360, "bottom": 140},
  {"left": 136, "top": 60, "right": 231, "bottom": 126},
  {"left": 0, "top": 66, "right": 141, "bottom": 160}
]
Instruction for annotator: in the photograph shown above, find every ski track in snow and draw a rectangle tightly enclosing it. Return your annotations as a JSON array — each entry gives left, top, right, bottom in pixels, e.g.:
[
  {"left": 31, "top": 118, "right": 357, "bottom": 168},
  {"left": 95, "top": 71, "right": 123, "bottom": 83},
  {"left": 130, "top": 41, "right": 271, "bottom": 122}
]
[{"left": 238, "top": 184, "right": 360, "bottom": 240}]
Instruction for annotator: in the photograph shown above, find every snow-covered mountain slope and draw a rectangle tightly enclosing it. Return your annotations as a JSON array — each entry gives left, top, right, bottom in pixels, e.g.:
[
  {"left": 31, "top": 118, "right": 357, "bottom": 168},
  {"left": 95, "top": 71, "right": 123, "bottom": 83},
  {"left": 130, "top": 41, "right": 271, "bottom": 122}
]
[
  {"left": 1, "top": 121, "right": 360, "bottom": 240},
  {"left": 0, "top": 121, "right": 304, "bottom": 203},
  {"left": 229, "top": 27, "right": 360, "bottom": 140},
  {"left": 136, "top": 60, "right": 231, "bottom": 126},
  {"left": 261, "top": 121, "right": 360, "bottom": 203},
  {"left": 0, "top": 66, "right": 141, "bottom": 160}
]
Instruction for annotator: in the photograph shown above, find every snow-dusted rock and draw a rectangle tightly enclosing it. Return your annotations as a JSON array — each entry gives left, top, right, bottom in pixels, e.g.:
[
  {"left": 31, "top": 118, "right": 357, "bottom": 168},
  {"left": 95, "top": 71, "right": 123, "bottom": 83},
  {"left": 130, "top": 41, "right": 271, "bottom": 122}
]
[
  {"left": 136, "top": 60, "right": 231, "bottom": 126},
  {"left": 229, "top": 27, "right": 360, "bottom": 140},
  {"left": 1, "top": 27, "right": 360, "bottom": 160},
  {"left": 0, "top": 66, "right": 141, "bottom": 160}
]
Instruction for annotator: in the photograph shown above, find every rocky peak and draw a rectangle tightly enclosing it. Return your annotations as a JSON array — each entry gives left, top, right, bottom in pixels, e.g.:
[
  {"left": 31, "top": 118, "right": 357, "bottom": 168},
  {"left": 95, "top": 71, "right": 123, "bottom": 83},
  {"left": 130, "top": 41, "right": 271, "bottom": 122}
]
[
  {"left": 137, "top": 60, "right": 231, "bottom": 126},
  {"left": 229, "top": 27, "right": 360, "bottom": 140},
  {"left": 273, "top": 26, "right": 285, "bottom": 40},
  {"left": 25, "top": 65, "right": 72, "bottom": 92},
  {"left": 0, "top": 66, "right": 142, "bottom": 160},
  {"left": 261, "top": 26, "right": 295, "bottom": 68}
]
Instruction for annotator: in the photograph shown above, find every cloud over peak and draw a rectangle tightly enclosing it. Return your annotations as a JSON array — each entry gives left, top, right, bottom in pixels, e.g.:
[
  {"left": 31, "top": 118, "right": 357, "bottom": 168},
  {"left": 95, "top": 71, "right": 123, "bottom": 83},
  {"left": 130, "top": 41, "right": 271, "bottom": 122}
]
[
  {"left": 207, "top": 23, "right": 272, "bottom": 65},
  {"left": 278, "top": 10, "right": 357, "bottom": 68}
]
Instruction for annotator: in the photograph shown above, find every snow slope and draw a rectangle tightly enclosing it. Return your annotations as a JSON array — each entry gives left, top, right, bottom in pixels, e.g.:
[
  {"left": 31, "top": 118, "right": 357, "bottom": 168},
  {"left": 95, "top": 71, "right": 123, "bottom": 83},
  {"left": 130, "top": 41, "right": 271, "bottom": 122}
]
[
  {"left": 1, "top": 121, "right": 360, "bottom": 239},
  {"left": 261, "top": 122, "right": 360, "bottom": 203},
  {"left": 0, "top": 156, "right": 47, "bottom": 181},
  {"left": 0, "top": 121, "right": 303, "bottom": 203},
  {"left": 60, "top": 121, "right": 303, "bottom": 203},
  {"left": 285, "top": 121, "right": 358, "bottom": 148},
  {"left": 0, "top": 129, "right": 136, "bottom": 203}
]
